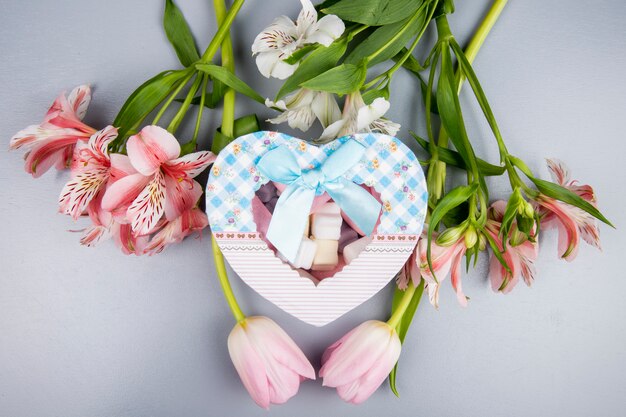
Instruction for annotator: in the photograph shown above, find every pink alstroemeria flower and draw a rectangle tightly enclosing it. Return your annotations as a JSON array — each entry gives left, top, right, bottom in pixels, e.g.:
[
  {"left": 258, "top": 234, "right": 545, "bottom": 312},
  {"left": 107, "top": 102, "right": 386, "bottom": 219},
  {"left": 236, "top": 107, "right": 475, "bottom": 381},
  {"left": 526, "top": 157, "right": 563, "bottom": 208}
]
[
  {"left": 10, "top": 85, "right": 97, "bottom": 177},
  {"left": 77, "top": 192, "right": 148, "bottom": 256},
  {"left": 535, "top": 159, "right": 601, "bottom": 261},
  {"left": 227, "top": 316, "right": 315, "bottom": 409},
  {"left": 58, "top": 125, "right": 118, "bottom": 219},
  {"left": 486, "top": 201, "right": 539, "bottom": 293},
  {"left": 417, "top": 233, "right": 468, "bottom": 308},
  {"left": 101, "top": 125, "right": 215, "bottom": 236},
  {"left": 144, "top": 207, "right": 208, "bottom": 255},
  {"left": 319, "top": 320, "right": 401, "bottom": 404}
]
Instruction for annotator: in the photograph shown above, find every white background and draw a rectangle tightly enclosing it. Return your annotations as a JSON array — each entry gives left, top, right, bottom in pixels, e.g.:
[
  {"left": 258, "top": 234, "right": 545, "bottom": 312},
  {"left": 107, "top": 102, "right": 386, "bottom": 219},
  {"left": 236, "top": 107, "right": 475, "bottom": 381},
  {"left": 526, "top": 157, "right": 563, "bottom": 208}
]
[{"left": 1, "top": 0, "right": 625, "bottom": 416}]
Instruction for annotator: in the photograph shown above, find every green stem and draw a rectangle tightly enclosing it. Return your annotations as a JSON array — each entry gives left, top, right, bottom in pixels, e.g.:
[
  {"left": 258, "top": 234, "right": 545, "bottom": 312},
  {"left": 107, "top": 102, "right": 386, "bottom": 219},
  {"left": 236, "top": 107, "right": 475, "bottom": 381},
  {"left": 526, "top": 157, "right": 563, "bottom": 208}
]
[
  {"left": 212, "top": 237, "right": 245, "bottom": 322},
  {"left": 210, "top": 0, "right": 243, "bottom": 324},
  {"left": 387, "top": 281, "right": 417, "bottom": 329},
  {"left": 215, "top": 0, "right": 236, "bottom": 137},
  {"left": 201, "top": 0, "right": 245, "bottom": 63},
  {"left": 461, "top": 0, "right": 508, "bottom": 89},
  {"left": 191, "top": 74, "right": 209, "bottom": 146},
  {"left": 167, "top": 74, "right": 202, "bottom": 133}
]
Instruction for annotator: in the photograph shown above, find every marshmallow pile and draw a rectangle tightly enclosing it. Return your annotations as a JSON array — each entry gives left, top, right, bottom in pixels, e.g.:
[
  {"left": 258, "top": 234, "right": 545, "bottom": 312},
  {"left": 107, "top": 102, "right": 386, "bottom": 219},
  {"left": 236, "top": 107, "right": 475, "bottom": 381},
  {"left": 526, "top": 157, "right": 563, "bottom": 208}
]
[{"left": 256, "top": 182, "right": 373, "bottom": 273}]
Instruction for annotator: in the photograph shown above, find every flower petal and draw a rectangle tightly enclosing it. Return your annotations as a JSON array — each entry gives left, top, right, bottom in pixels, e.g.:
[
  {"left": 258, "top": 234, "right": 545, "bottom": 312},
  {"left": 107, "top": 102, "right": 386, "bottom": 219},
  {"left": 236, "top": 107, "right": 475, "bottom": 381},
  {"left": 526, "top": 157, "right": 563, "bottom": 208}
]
[
  {"left": 59, "top": 168, "right": 109, "bottom": 220},
  {"left": 164, "top": 177, "right": 203, "bottom": 221},
  {"left": 101, "top": 173, "right": 150, "bottom": 211},
  {"left": 127, "top": 170, "right": 166, "bottom": 235},
  {"left": 311, "top": 92, "right": 341, "bottom": 128},
  {"left": 228, "top": 324, "right": 271, "bottom": 409},
  {"left": 356, "top": 97, "right": 390, "bottom": 131},
  {"left": 164, "top": 151, "right": 215, "bottom": 180},
  {"left": 89, "top": 125, "right": 118, "bottom": 155},
  {"left": 255, "top": 51, "right": 297, "bottom": 79},
  {"left": 306, "top": 15, "right": 345, "bottom": 46},
  {"left": 546, "top": 158, "right": 571, "bottom": 186},
  {"left": 126, "top": 125, "right": 181, "bottom": 176},
  {"left": 67, "top": 85, "right": 92, "bottom": 120}
]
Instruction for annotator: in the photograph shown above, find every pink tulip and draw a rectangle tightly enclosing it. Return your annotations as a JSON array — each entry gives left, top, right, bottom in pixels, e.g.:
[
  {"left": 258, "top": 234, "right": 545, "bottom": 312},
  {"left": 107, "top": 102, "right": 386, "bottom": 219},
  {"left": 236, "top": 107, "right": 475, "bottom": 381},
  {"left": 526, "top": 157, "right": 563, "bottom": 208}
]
[
  {"left": 10, "top": 85, "right": 97, "bottom": 177},
  {"left": 319, "top": 320, "right": 401, "bottom": 404},
  {"left": 227, "top": 316, "right": 315, "bottom": 409},
  {"left": 144, "top": 207, "right": 208, "bottom": 255},
  {"left": 486, "top": 201, "right": 538, "bottom": 293},
  {"left": 535, "top": 159, "right": 601, "bottom": 261},
  {"left": 101, "top": 125, "right": 215, "bottom": 236},
  {"left": 417, "top": 233, "right": 468, "bottom": 308}
]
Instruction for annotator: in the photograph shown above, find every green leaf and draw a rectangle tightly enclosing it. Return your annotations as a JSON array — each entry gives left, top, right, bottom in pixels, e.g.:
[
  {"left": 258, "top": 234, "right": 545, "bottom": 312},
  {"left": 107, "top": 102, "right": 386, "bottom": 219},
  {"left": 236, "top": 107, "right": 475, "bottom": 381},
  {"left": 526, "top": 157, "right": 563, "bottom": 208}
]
[
  {"left": 163, "top": 0, "right": 200, "bottom": 67},
  {"left": 300, "top": 63, "right": 366, "bottom": 94},
  {"left": 436, "top": 45, "right": 476, "bottom": 173},
  {"left": 113, "top": 68, "right": 192, "bottom": 139},
  {"left": 344, "top": 10, "right": 425, "bottom": 67},
  {"left": 389, "top": 280, "right": 425, "bottom": 397},
  {"left": 283, "top": 44, "right": 318, "bottom": 65},
  {"left": 411, "top": 132, "right": 505, "bottom": 176},
  {"left": 530, "top": 176, "right": 614, "bottom": 227},
  {"left": 361, "top": 88, "right": 389, "bottom": 104},
  {"left": 276, "top": 38, "right": 348, "bottom": 99},
  {"left": 323, "top": 0, "right": 425, "bottom": 26},
  {"left": 427, "top": 183, "right": 478, "bottom": 279},
  {"left": 195, "top": 64, "right": 265, "bottom": 104},
  {"left": 450, "top": 40, "right": 507, "bottom": 159}
]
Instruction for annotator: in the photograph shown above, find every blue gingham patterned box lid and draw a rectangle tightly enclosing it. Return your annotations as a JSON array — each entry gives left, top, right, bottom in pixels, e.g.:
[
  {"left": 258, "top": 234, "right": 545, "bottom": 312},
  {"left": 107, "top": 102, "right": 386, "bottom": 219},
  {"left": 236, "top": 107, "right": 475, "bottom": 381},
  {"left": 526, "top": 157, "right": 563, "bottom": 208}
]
[{"left": 206, "top": 131, "right": 427, "bottom": 235}]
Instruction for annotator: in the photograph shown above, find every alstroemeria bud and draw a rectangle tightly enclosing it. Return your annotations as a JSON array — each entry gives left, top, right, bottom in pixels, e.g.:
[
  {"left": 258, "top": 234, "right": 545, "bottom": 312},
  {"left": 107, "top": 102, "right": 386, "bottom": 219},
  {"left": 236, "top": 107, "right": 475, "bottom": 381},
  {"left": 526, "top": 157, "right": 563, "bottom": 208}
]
[
  {"left": 436, "top": 224, "right": 467, "bottom": 247},
  {"left": 464, "top": 226, "right": 478, "bottom": 248},
  {"left": 478, "top": 232, "right": 487, "bottom": 251},
  {"left": 319, "top": 320, "right": 401, "bottom": 404}
]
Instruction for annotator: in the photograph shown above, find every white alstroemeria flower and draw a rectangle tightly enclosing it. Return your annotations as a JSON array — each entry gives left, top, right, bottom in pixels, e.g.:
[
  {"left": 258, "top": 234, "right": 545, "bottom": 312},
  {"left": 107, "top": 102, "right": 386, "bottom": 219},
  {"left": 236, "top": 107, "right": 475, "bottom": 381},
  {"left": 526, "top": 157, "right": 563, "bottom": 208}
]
[
  {"left": 252, "top": 0, "right": 345, "bottom": 79},
  {"left": 318, "top": 92, "right": 401, "bottom": 142},
  {"left": 265, "top": 88, "right": 341, "bottom": 132}
]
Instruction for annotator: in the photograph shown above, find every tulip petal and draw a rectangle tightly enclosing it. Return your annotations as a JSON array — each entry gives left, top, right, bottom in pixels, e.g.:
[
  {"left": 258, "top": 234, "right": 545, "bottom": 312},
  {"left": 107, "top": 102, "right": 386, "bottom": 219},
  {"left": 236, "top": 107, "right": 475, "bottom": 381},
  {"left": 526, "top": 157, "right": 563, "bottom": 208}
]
[
  {"left": 348, "top": 334, "right": 401, "bottom": 404},
  {"left": 320, "top": 321, "right": 390, "bottom": 388},
  {"left": 246, "top": 317, "right": 315, "bottom": 381},
  {"left": 127, "top": 125, "right": 181, "bottom": 176},
  {"left": 228, "top": 324, "right": 271, "bottom": 409}
]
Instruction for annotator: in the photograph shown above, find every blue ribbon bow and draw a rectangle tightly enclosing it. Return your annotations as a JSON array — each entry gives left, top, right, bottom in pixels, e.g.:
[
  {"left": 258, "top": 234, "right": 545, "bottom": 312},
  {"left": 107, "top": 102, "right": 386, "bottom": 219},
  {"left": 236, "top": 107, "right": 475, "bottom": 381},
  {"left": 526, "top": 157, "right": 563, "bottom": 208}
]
[{"left": 256, "top": 139, "right": 381, "bottom": 263}]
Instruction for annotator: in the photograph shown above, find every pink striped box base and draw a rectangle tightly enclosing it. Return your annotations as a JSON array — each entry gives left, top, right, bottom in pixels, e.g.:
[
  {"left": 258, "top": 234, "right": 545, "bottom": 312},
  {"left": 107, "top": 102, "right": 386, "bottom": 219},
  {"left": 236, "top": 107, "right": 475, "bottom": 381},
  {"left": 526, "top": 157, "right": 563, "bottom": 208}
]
[
  {"left": 215, "top": 233, "right": 419, "bottom": 326},
  {"left": 207, "top": 132, "right": 427, "bottom": 327}
]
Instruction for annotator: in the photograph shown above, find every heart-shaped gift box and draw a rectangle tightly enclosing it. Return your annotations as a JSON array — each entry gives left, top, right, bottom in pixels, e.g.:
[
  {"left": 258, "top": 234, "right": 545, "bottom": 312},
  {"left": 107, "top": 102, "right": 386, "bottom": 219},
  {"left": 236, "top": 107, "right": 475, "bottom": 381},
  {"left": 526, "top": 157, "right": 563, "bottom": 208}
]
[{"left": 206, "top": 131, "right": 427, "bottom": 326}]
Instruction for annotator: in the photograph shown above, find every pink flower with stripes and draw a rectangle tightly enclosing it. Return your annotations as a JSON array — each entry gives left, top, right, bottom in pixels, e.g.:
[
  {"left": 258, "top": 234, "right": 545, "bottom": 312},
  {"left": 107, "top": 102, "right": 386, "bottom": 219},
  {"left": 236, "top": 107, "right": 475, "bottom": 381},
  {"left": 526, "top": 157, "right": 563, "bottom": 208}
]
[
  {"left": 58, "top": 125, "right": 119, "bottom": 220},
  {"left": 144, "top": 207, "right": 209, "bottom": 255},
  {"left": 10, "top": 85, "right": 97, "bottom": 177},
  {"left": 417, "top": 233, "right": 468, "bottom": 308},
  {"left": 101, "top": 125, "right": 215, "bottom": 236},
  {"left": 485, "top": 200, "right": 539, "bottom": 293},
  {"left": 535, "top": 159, "right": 601, "bottom": 261}
]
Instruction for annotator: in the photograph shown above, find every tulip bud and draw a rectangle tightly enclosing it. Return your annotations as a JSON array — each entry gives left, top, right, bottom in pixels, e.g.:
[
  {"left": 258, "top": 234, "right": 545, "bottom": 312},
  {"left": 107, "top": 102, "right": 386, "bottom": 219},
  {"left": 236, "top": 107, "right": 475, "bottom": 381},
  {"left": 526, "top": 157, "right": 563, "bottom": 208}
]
[
  {"left": 320, "top": 320, "right": 401, "bottom": 404},
  {"left": 228, "top": 316, "right": 315, "bottom": 409}
]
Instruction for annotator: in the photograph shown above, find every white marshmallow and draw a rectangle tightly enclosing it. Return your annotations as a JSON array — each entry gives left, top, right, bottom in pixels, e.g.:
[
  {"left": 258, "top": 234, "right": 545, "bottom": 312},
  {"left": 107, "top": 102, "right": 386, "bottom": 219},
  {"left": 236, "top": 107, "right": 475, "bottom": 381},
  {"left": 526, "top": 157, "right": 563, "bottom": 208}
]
[
  {"left": 343, "top": 236, "right": 373, "bottom": 265},
  {"left": 311, "top": 239, "right": 339, "bottom": 271},
  {"left": 311, "top": 202, "right": 342, "bottom": 240},
  {"left": 278, "top": 237, "right": 317, "bottom": 270}
]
